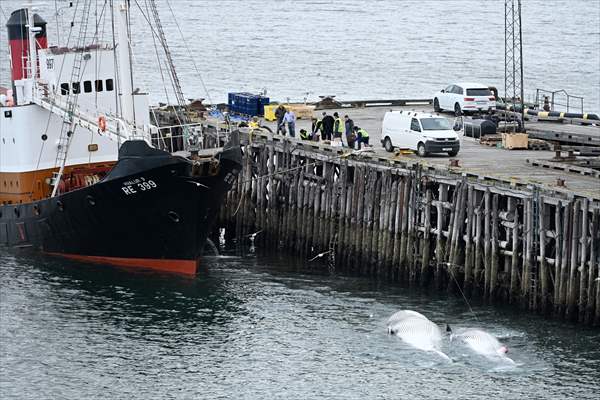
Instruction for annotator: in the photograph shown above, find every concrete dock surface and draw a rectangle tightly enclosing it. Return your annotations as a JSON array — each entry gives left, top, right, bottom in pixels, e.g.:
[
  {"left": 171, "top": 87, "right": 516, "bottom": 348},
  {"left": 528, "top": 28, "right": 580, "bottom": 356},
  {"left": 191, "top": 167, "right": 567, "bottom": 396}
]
[{"left": 261, "top": 105, "right": 600, "bottom": 200}]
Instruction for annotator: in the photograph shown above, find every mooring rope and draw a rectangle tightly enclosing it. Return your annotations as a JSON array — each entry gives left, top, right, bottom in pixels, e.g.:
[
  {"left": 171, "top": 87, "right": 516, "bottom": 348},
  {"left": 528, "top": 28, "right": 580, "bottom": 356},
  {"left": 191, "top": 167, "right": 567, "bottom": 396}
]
[{"left": 446, "top": 262, "right": 480, "bottom": 323}]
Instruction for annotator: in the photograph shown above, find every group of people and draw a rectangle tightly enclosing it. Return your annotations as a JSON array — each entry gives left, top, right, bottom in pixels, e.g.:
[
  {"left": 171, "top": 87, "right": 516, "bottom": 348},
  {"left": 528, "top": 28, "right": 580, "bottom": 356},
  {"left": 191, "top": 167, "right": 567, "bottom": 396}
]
[
  {"left": 274, "top": 104, "right": 297, "bottom": 137},
  {"left": 274, "top": 104, "right": 369, "bottom": 149}
]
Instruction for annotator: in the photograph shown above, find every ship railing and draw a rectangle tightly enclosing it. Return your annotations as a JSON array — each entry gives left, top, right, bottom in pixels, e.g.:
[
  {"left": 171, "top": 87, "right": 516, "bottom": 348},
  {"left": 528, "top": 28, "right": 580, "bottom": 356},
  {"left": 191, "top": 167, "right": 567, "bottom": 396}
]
[
  {"left": 153, "top": 122, "right": 205, "bottom": 153},
  {"left": 35, "top": 91, "right": 150, "bottom": 144}
]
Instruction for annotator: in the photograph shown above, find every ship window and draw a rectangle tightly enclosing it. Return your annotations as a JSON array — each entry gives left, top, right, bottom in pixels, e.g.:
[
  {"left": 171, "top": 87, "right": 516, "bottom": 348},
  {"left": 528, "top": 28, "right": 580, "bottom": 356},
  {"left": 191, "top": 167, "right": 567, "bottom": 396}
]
[
  {"left": 84, "top": 80, "right": 92, "bottom": 93},
  {"left": 106, "top": 79, "right": 114, "bottom": 91},
  {"left": 60, "top": 83, "right": 69, "bottom": 95},
  {"left": 72, "top": 82, "right": 81, "bottom": 94},
  {"left": 95, "top": 80, "right": 103, "bottom": 92}
]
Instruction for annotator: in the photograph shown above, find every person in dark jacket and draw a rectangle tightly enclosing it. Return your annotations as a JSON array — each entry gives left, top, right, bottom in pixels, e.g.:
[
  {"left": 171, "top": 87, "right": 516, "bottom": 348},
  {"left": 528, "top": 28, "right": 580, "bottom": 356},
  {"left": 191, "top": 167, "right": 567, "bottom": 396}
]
[
  {"left": 275, "top": 105, "right": 287, "bottom": 135},
  {"left": 344, "top": 115, "right": 355, "bottom": 148},
  {"left": 321, "top": 112, "right": 335, "bottom": 141},
  {"left": 311, "top": 117, "right": 322, "bottom": 141}
]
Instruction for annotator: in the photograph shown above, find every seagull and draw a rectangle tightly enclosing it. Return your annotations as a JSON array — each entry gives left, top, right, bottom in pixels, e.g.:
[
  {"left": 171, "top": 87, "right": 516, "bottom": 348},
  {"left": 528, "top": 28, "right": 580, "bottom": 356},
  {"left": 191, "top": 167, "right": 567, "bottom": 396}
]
[
  {"left": 186, "top": 180, "right": 210, "bottom": 189},
  {"left": 309, "top": 250, "right": 332, "bottom": 262},
  {"left": 245, "top": 230, "right": 263, "bottom": 240}
]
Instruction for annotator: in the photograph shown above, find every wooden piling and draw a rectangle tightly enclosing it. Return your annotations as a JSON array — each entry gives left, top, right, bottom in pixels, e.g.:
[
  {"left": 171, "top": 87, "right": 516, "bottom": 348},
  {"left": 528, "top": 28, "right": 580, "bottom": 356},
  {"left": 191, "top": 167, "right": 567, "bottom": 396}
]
[
  {"left": 399, "top": 177, "right": 411, "bottom": 278},
  {"left": 587, "top": 208, "right": 598, "bottom": 324},
  {"left": 592, "top": 208, "right": 600, "bottom": 326},
  {"left": 510, "top": 198, "right": 520, "bottom": 303},
  {"left": 421, "top": 189, "right": 432, "bottom": 285},
  {"left": 434, "top": 184, "right": 448, "bottom": 288},
  {"left": 578, "top": 199, "right": 589, "bottom": 323},
  {"left": 483, "top": 189, "right": 491, "bottom": 299},
  {"left": 490, "top": 194, "right": 500, "bottom": 300},
  {"left": 566, "top": 200, "right": 581, "bottom": 321},
  {"left": 464, "top": 185, "right": 475, "bottom": 293},
  {"left": 558, "top": 201, "right": 572, "bottom": 316},
  {"left": 539, "top": 200, "right": 549, "bottom": 314},
  {"left": 219, "top": 133, "right": 599, "bottom": 325}
]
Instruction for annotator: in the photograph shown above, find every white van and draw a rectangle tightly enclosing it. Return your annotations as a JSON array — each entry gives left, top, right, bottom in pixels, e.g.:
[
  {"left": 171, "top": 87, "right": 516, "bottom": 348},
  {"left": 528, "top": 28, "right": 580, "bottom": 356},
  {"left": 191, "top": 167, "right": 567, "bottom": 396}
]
[{"left": 381, "top": 111, "right": 460, "bottom": 157}]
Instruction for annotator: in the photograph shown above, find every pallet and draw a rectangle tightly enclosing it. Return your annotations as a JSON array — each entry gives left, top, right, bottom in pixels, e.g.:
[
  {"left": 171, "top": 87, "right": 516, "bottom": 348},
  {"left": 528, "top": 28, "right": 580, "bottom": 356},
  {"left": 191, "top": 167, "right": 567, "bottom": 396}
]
[
  {"left": 480, "top": 134, "right": 502, "bottom": 147},
  {"left": 527, "top": 159, "right": 600, "bottom": 179},
  {"left": 527, "top": 138, "right": 551, "bottom": 151}
]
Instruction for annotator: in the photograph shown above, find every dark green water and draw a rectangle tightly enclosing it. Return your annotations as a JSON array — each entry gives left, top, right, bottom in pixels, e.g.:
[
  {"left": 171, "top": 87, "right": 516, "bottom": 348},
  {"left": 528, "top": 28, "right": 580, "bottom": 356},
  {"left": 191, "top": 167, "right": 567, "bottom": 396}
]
[{"left": 1, "top": 247, "right": 599, "bottom": 399}]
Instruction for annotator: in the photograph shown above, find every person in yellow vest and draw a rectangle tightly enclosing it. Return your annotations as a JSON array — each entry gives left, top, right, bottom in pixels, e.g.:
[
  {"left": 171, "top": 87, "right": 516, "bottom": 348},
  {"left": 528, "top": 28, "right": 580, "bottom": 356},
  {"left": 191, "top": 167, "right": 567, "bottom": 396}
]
[
  {"left": 333, "top": 112, "right": 344, "bottom": 141},
  {"left": 354, "top": 126, "right": 370, "bottom": 149},
  {"left": 299, "top": 129, "right": 313, "bottom": 141},
  {"left": 248, "top": 116, "right": 260, "bottom": 129}
]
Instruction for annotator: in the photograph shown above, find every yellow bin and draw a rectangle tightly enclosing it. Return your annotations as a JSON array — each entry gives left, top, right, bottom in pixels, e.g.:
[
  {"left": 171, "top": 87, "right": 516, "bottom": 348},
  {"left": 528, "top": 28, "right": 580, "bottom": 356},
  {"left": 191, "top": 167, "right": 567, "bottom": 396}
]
[
  {"left": 263, "top": 104, "right": 279, "bottom": 121},
  {"left": 263, "top": 104, "right": 316, "bottom": 121}
]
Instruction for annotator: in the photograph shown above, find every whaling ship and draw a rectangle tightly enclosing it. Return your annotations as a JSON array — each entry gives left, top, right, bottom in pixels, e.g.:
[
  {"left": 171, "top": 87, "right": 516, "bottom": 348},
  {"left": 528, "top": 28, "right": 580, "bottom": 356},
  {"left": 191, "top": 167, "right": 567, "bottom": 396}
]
[{"left": 0, "top": 2, "right": 241, "bottom": 274}]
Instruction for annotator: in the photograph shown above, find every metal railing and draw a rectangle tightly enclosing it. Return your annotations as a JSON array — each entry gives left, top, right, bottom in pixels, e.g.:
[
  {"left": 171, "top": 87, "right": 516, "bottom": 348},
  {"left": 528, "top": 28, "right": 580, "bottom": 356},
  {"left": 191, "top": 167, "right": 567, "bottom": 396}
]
[
  {"left": 535, "top": 89, "right": 584, "bottom": 114},
  {"left": 150, "top": 122, "right": 231, "bottom": 153}
]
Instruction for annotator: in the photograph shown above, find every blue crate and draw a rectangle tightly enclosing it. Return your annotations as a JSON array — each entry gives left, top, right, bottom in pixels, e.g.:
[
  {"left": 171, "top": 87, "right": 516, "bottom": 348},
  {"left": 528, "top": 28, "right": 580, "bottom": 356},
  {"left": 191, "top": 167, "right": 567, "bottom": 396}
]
[{"left": 228, "top": 92, "right": 270, "bottom": 116}]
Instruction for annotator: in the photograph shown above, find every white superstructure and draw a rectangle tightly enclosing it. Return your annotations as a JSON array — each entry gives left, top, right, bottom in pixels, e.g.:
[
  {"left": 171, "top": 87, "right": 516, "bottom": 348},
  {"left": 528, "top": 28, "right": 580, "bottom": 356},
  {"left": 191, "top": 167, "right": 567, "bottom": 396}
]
[{"left": 1, "top": 1, "right": 155, "bottom": 203}]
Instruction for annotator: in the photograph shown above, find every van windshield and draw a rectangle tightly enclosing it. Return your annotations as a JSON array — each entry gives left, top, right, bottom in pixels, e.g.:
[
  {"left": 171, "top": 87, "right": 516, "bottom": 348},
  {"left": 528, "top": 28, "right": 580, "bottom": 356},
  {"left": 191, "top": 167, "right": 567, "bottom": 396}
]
[
  {"left": 466, "top": 88, "right": 492, "bottom": 96},
  {"left": 420, "top": 118, "right": 452, "bottom": 131}
]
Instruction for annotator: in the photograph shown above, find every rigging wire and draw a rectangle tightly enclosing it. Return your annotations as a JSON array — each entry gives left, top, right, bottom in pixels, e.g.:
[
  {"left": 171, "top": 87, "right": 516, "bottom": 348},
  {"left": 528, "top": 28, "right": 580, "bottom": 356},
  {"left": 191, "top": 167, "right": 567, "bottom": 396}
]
[
  {"left": 143, "top": 0, "right": 179, "bottom": 124},
  {"left": 132, "top": 0, "right": 185, "bottom": 129},
  {"left": 164, "top": 0, "right": 214, "bottom": 106}
]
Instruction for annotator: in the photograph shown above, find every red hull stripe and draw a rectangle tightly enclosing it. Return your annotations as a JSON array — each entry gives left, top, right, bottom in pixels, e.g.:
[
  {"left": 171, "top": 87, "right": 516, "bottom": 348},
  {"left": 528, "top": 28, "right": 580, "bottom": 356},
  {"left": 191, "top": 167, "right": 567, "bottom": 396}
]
[{"left": 44, "top": 252, "right": 198, "bottom": 275}]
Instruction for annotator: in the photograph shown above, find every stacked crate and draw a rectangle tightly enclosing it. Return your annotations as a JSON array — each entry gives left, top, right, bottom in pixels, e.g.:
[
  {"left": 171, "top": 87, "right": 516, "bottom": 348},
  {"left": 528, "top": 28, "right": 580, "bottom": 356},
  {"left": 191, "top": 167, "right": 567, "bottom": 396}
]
[{"left": 228, "top": 93, "right": 269, "bottom": 117}]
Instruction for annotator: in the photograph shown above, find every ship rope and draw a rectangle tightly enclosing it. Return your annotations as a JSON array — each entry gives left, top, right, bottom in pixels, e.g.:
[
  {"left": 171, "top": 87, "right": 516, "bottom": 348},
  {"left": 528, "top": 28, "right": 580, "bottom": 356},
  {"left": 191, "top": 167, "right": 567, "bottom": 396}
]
[
  {"left": 164, "top": 0, "right": 214, "bottom": 106},
  {"left": 143, "top": 0, "right": 177, "bottom": 119},
  {"left": 132, "top": 0, "right": 185, "bottom": 129},
  {"left": 0, "top": 3, "right": 7, "bottom": 21}
]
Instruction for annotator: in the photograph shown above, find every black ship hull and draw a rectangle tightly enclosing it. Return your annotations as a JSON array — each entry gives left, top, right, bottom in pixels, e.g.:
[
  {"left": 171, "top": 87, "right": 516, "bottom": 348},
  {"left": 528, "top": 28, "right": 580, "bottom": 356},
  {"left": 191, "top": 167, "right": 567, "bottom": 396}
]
[{"left": 0, "top": 137, "right": 241, "bottom": 274}]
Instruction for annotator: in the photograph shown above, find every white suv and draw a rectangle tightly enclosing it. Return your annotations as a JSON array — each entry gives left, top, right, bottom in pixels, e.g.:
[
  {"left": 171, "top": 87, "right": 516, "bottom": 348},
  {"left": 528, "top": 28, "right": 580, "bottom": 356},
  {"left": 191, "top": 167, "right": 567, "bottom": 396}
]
[{"left": 433, "top": 83, "right": 496, "bottom": 115}]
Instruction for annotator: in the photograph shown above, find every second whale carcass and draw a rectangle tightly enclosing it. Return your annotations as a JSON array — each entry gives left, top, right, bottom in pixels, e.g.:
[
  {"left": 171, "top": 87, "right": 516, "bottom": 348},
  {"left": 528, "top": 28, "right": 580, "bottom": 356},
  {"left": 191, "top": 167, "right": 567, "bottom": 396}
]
[{"left": 447, "top": 326, "right": 515, "bottom": 364}]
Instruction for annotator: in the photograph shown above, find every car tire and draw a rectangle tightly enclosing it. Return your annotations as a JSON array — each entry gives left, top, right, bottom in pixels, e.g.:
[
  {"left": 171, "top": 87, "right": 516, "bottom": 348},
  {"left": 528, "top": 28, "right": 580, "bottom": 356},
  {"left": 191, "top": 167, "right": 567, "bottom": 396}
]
[
  {"left": 454, "top": 103, "right": 462, "bottom": 116},
  {"left": 417, "top": 142, "right": 427, "bottom": 157},
  {"left": 447, "top": 150, "right": 459, "bottom": 157},
  {"left": 433, "top": 98, "right": 441, "bottom": 112},
  {"left": 384, "top": 137, "right": 394, "bottom": 152}
]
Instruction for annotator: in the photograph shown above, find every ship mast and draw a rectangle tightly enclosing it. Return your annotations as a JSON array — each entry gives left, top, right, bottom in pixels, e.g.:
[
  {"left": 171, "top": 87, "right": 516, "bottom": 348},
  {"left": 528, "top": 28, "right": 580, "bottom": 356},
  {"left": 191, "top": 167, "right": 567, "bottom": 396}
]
[{"left": 25, "top": 1, "right": 38, "bottom": 97}]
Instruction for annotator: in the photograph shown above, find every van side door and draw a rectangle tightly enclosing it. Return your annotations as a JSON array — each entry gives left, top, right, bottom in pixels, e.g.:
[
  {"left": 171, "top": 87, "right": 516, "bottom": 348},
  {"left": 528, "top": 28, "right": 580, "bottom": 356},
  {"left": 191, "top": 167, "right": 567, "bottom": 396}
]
[
  {"left": 386, "top": 114, "right": 403, "bottom": 147},
  {"left": 410, "top": 118, "right": 422, "bottom": 149}
]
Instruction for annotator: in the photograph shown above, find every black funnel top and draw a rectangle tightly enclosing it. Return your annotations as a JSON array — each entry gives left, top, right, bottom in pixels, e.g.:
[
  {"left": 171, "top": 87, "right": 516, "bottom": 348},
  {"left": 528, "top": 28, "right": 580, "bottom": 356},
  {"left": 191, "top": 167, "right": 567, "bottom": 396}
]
[{"left": 6, "top": 9, "right": 47, "bottom": 40}]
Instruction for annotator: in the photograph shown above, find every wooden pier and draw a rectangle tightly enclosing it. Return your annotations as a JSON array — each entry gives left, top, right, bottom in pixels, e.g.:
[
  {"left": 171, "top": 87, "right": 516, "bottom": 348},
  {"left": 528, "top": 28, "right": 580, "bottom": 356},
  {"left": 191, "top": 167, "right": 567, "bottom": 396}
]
[{"left": 157, "top": 103, "right": 600, "bottom": 325}]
